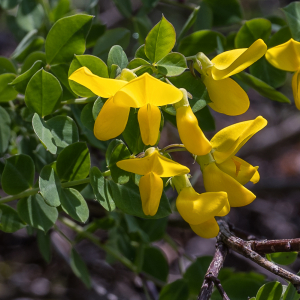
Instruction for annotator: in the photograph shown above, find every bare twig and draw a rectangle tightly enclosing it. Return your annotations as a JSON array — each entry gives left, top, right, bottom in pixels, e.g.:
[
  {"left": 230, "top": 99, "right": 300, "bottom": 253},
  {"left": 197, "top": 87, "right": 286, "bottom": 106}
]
[
  {"left": 251, "top": 238, "right": 300, "bottom": 254},
  {"left": 198, "top": 241, "right": 228, "bottom": 300}
]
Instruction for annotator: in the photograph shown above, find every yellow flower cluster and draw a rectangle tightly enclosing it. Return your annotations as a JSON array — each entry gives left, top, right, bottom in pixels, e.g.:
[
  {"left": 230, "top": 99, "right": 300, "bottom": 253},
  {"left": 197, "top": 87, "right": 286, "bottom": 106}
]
[{"left": 69, "top": 39, "right": 269, "bottom": 239}]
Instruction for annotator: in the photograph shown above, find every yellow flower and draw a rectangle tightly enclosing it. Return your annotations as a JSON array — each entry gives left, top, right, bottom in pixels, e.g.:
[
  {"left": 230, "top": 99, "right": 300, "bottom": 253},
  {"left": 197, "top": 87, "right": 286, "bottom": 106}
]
[
  {"left": 69, "top": 67, "right": 183, "bottom": 145},
  {"left": 172, "top": 175, "right": 229, "bottom": 239},
  {"left": 175, "top": 89, "right": 212, "bottom": 156},
  {"left": 195, "top": 39, "right": 267, "bottom": 116},
  {"left": 116, "top": 147, "right": 190, "bottom": 216},
  {"left": 199, "top": 116, "right": 267, "bottom": 207},
  {"left": 266, "top": 38, "right": 300, "bottom": 109}
]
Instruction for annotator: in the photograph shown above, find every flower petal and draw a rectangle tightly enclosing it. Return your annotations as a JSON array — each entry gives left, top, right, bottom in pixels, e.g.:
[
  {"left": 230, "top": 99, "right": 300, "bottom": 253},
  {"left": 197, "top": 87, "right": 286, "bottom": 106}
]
[
  {"left": 69, "top": 67, "right": 128, "bottom": 98},
  {"left": 266, "top": 38, "right": 300, "bottom": 72},
  {"left": 211, "top": 116, "right": 267, "bottom": 164},
  {"left": 176, "top": 187, "right": 228, "bottom": 225},
  {"left": 94, "top": 97, "right": 130, "bottom": 140},
  {"left": 138, "top": 104, "right": 161, "bottom": 146},
  {"left": 250, "top": 169, "right": 260, "bottom": 184},
  {"left": 216, "top": 198, "right": 230, "bottom": 217},
  {"left": 217, "top": 156, "right": 259, "bottom": 185},
  {"left": 211, "top": 39, "right": 267, "bottom": 80},
  {"left": 176, "top": 105, "right": 212, "bottom": 155},
  {"left": 139, "top": 172, "right": 163, "bottom": 216},
  {"left": 113, "top": 73, "right": 183, "bottom": 108},
  {"left": 117, "top": 150, "right": 190, "bottom": 177},
  {"left": 203, "top": 75, "right": 249, "bottom": 116},
  {"left": 203, "top": 162, "right": 256, "bottom": 207},
  {"left": 292, "top": 69, "right": 300, "bottom": 110},
  {"left": 190, "top": 218, "right": 219, "bottom": 239}
]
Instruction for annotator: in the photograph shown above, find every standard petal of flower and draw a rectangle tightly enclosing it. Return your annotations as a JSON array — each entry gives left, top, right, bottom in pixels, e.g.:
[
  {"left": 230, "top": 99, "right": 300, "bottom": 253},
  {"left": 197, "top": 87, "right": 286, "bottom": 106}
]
[
  {"left": 211, "top": 39, "right": 267, "bottom": 80},
  {"left": 176, "top": 106, "right": 212, "bottom": 156},
  {"left": 139, "top": 172, "right": 163, "bottom": 216},
  {"left": 211, "top": 116, "right": 267, "bottom": 164},
  {"left": 117, "top": 150, "right": 190, "bottom": 177},
  {"left": 215, "top": 198, "right": 230, "bottom": 217},
  {"left": 190, "top": 218, "right": 219, "bottom": 239},
  {"left": 138, "top": 104, "right": 161, "bottom": 146},
  {"left": 203, "top": 163, "right": 256, "bottom": 207},
  {"left": 69, "top": 67, "right": 128, "bottom": 98},
  {"left": 217, "top": 156, "right": 259, "bottom": 185},
  {"left": 266, "top": 39, "right": 300, "bottom": 72},
  {"left": 292, "top": 69, "right": 300, "bottom": 110},
  {"left": 176, "top": 187, "right": 228, "bottom": 225},
  {"left": 204, "top": 75, "right": 249, "bottom": 116},
  {"left": 94, "top": 97, "right": 130, "bottom": 140},
  {"left": 113, "top": 73, "right": 183, "bottom": 108}
]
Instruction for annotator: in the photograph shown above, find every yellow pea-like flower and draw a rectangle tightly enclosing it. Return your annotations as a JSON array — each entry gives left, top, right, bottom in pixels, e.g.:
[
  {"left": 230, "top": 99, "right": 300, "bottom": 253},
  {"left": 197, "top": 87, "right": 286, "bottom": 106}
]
[
  {"left": 176, "top": 105, "right": 212, "bottom": 156},
  {"left": 117, "top": 148, "right": 190, "bottom": 216},
  {"left": 69, "top": 67, "right": 183, "bottom": 145},
  {"left": 195, "top": 39, "right": 267, "bottom": 116},
  {"left": 198, "top": 116, "right": 267, "bottom": 207},
  {"left": 266, "top": 39, "right": 300, "bottom": 109}
]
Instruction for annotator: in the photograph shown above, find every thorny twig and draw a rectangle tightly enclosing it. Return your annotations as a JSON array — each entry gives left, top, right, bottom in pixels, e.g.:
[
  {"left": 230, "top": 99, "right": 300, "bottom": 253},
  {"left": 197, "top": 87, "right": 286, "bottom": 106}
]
[{"left": 199, "top": 220, "right": 300, "bottom": 300}]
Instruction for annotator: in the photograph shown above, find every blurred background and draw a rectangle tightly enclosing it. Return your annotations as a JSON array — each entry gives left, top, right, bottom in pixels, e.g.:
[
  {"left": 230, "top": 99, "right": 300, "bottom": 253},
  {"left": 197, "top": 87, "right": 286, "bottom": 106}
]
[{"left": 1, "top": 0, "right": 300, "bottom": 299}]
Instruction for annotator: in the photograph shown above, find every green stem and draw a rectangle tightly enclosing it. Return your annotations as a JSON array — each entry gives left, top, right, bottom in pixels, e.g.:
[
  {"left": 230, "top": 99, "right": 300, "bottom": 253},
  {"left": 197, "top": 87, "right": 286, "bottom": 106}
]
[
  {"left": 161, "top": 144, "right": 185, "bottom": 152},
  {"left": 61, "top": 97, "right": 94, "bottom": 105},
  {"left": 0, "top": 171, "right": 111, "bottom": 204},
  {"left": 60, "top": 217, "right": 138, "bottom": 272},
  {"left": 164, "top": 148, "right": 187, "bottom": 154}
]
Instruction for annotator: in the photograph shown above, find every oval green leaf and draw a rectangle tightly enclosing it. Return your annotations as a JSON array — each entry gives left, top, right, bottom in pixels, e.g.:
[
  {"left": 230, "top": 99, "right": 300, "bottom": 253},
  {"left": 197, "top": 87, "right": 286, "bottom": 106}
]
[
  {"left": 156, "top": 52, "right": 187, "bottom": 77},
  {"left": 0, "top": 73, "right": 18, "bottom": 102},
  {"left": 268, "top": 252, "right": 298, "bottom": 265},
  {"left": 256, "top": 282, "right": 282, "bottom": 300},
  {"left": 0, "top": 106, "right": 11, "bottom": 155},
  {"left": 107, "top": 45, "right": 128, "bottom": 74},
  {"left": 0, "top": 204, "right": 26, "bottom": 233},
  {"left": 0, "top": 56, "right": 17, "bottom": 74},
  {"left": 159, "top": 279, "right": 189, "bottom": 300}
]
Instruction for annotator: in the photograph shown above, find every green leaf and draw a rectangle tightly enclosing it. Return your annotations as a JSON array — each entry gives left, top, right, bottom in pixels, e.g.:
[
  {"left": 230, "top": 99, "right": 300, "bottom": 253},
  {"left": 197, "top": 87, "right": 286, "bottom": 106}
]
[
  {"left": 159, "top": 279, "right": 189, "bottom": 300},
  {"left": 33, "top": 114, "right": 79, "bottom": 154},
  {"left": 92, "top": 97, "right": 105, "bottom": 120},
  {"left": 39, "top": 165, "right": 62, "bottom": 207},
  {"left": 267, "top": 252, "right": 298, "bottom": 265},
  {"left": 256, "top": 282, "right": 282, "bottom": 300},
  {"left": 93, "top": 28, "right": 131, "bottom": 61},
  {"left": 183, "top": 256, "right": 212, "bottom": 295},
  {"left": 142, "top": 246, "right": 169, "bottom": 282},
  {"left": 89, "top": 167, "right": 116, "bottom": 211},
  {"left": 10, "top": 60, "right": 45, "bottom": 94},
  {"left": 11, "top": 30, "right": 44, "bottom": 63},
  {"left": 178, "top": 30, "right": 226, "bottom": 56},
  {"left": 250, "top": 57, "right": 286, "bottom": 89},
  {"left": 80, "top": 102, "right": 95, "bottom": 131},
  {"left": 37, "top": 230, "right": 51, "bottom": 263},
  {"left": 195, "top": 106, "right": 215, "bottom": 131},
  {"left": 138, "top": 217, "right": 168, "bottom": 242},
  {"left": 56, "top": 142, "right": 90, "bottom": 181},
  {"left": 0, "top": 106, "right": 11, "bottom": 155},
  {"left": 0, "top": 57, "right": 17, "bottom": 74},
  {"left": 25, "top": 69, "right": 63, "bottom": 117},
  {"left": 86, "top": 23, "right": 106, "bottom": 49},
  {"left": 133, "top": 15, "right": 152, "bottom": 45},
  {"left": 2, "top": 154, "right": 34, "bottom": 195},
  {"left": 203, "top": 0, "right": 243, "bottom": 27},
  {"left": 282, "top": 2, "right": 300, "bottom": 42},
  {"left": 70, "top": 248, "right": 91, "bottom": 288},
  {"left": 194, "top": 2, "right": 213, "bottom": 30},
  {"left": 135, "top": 44, "right": 150, "bottom": 61},
  {"left": 68, "top": 54, "right": 109, "bottom": 97},
  {"left": 46, "top": 14, "right": 93, "bottom": 65},
  {"left": 234, "top": 72, "right": 290, "bottom": 103},
  {"left": 49, "top": 0, "right": 70, "bottom": 22},
  {"left": 0, "top": 73, "right": 18, "bottom": 102},
  {"left": 21, "top": 51, "right": 46, "bottom": 73},
  {"left": 107, "top": 45, "right": 128, "bottom": 75},
  {"left": 156, "top": 53, "right": 187, "bottom": 77},
  {"left": 177, "top": 6, "right": 200, "bottom": 42},
  {"left": 0, "top": 204, "right": 26, "bottom": 233},
  {"left": 50, "top": 64, "right": 77, "bottom": 100},
  {"left": 145, "top": 16, "right": 176, "bottom": 63},
  {"left": 109, "top": 180, "right": 171, "bottom": 219},
  {"left": 0, "top": 0, "right": 20, "bottom": 9},
  {"left": 267, "top": 26, "right": 292, "bottom": 48},
  {"left": 16, "top": 0, "right": 44, "bottom": 32},
  {"left": 283, "top": 282, "right": 300, "bottom": 300},
  {"left": 60, "top": 188, "right": 89, "bottom": 223},
  {"left": 122, "top": 109, "right": 145, "bottom": 155},
  {"left": 127, "top": 58, "right": 152, "bottom": 76},
  {"left": 17, "top": 194, "right": 58, "bottom": 232},
  {"left": 235, "top": 18, "right": 272, "bottom": 48},
  {"left": 112, "top": 0, "right": 132, "bottom": 18},
  {"left": 106, "top": 139, "right": 131, "bottom": 184},
  {"left": 168, "top": 72, "right": 210, "bottom": 113}
]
